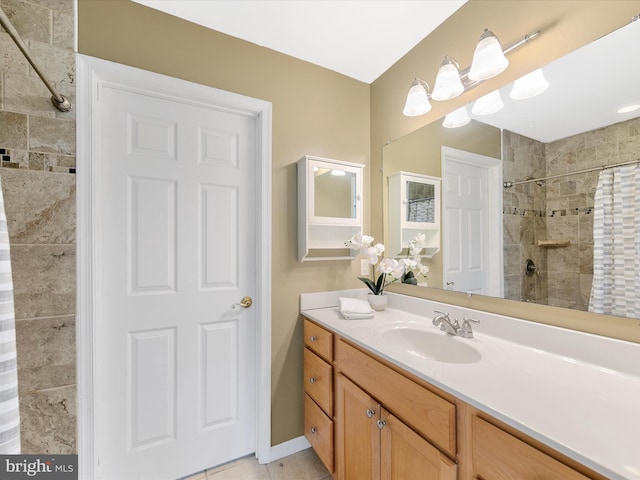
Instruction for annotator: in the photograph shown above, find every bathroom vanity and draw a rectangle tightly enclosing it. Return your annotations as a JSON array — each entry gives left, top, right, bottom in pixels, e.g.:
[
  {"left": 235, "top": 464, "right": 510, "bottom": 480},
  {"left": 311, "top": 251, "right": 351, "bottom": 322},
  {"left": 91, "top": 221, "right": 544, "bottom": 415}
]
[{"left": 301, "top": 291, "right": 640, "bottom": 480}]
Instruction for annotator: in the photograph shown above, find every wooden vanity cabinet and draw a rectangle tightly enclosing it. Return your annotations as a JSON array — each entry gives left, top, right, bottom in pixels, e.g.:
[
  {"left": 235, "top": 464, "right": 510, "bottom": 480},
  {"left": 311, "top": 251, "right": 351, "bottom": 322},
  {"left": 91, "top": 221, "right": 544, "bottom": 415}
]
[
  {"left": 303, "top": 317, "right": 607, "bottom": 480},
  {"left": 335, "top": 340, "right": 457, "bottom": 480},
  {"left": 303, "top": 319, "right": 335, "bottom": 474},
  {"left": 470, "top": 415, "right": 606, "bottom": 480},
  {"left": 335, "top": 375, "right": 380, "bottom": 479}
]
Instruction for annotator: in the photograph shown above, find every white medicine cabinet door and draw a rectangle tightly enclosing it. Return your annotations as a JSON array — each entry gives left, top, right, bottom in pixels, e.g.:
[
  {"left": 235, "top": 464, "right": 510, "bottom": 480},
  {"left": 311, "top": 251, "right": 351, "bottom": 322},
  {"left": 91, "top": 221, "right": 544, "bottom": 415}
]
[
  {"left": 298, "top": 155, "right": 364, "bottom": 262},
  {"left": 388, "top": 172, "right": 441, "bottom": 258}
]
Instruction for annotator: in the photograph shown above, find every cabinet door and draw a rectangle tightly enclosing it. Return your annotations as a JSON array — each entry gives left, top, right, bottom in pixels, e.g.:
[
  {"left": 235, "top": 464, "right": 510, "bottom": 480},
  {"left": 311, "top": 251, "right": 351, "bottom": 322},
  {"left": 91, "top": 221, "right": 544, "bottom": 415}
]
[
  {"left": 336, "top": 374, "right": 381, "bottom": 480},
  {"left": 380, "top": 408, "right": 456, "bottom": 480},
  {"left": 472, "top": 416, "right": 592, "bottom": 480}
]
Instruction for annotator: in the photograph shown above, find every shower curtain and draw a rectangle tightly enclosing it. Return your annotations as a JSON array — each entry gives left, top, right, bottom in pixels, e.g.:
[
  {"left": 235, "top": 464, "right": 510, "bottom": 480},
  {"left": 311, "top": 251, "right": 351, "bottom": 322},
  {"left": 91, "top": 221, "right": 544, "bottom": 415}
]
[
  {"left": 589, "top": 164, "right": 640, "bottom": 318},
  {"left": 0, "top": 177, "right": 20, "bottom": 453}
]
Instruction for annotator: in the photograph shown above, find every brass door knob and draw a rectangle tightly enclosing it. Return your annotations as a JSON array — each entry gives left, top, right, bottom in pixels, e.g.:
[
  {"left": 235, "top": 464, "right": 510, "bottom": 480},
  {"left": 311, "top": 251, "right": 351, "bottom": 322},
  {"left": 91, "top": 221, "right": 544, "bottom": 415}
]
[{"left": 233, "top": 296, "right": 253, "bottom": 309}]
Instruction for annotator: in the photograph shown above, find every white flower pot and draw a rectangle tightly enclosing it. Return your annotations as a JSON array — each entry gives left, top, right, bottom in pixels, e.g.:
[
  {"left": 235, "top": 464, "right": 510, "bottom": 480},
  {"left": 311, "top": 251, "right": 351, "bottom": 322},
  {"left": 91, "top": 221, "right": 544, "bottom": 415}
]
[{"left": 368, "top": 294, "right": 387, "bottom": 311}]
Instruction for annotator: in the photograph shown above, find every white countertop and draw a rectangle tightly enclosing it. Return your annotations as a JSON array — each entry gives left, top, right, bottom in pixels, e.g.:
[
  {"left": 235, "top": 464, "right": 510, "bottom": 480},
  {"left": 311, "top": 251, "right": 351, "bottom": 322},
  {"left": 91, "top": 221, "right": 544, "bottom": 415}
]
[{"left": 301, "top": 290, "right": 640, "bottom": 480}]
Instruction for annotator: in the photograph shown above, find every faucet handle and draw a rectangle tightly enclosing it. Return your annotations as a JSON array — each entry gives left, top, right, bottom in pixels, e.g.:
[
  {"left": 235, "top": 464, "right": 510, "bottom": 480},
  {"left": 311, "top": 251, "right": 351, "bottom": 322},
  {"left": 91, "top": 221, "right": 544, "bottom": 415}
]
[
  {"left": 434, "top": 310, "right": 449, "bottom": 318},
  {"left": 458, "top": 317, "right": 480, "bottom": 338}
]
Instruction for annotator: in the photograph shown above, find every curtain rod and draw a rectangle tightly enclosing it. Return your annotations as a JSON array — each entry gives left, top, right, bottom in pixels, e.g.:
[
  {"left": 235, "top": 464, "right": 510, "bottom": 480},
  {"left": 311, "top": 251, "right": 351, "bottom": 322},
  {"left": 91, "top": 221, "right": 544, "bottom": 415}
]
[
  {"left": 503, "top": 158, "right": 640, "bottom": 188},
  {"left": 0, "top": 7, "right": 71, "bottom": 112}
]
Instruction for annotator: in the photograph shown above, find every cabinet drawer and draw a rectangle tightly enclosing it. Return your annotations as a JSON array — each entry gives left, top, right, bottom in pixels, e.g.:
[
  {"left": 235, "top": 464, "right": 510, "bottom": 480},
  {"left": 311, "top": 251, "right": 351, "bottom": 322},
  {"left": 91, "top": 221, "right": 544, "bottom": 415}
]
[
  {"left": 304, "top": 319, "right": 333, "bottom": 361},
  {"left": 304, "top": 348, "right": 333, "bottom": 416},
  {"left": 336, "top": 339, "right": 456, "bottom": 458},
  {"left": 304, "top": 393, "right": 334, "bottom": 473},
  {"left": 472, "top": 416, "right": 592, "bottom": 480}
]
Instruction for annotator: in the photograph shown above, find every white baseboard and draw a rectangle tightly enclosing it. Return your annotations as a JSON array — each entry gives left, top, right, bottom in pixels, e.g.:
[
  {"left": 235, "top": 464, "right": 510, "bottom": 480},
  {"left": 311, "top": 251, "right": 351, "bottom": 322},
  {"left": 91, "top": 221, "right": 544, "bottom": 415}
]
[{"left": 266, "top": 436, "right": 311, "bottom": 464}]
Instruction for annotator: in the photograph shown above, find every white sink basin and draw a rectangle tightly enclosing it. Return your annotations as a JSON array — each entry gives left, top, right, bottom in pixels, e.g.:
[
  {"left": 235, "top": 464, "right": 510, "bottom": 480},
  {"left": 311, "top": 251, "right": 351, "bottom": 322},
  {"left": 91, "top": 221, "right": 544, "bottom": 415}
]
[{"left": 380, "top": 326, "right": 482, "bottom": 364}]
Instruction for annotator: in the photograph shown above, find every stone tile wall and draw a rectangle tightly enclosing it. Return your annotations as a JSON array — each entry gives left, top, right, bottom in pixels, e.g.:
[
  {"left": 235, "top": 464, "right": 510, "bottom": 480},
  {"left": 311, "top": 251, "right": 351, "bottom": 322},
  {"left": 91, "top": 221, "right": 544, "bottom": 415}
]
[
  {"left": 502, "top": 116, "right": 640, "bottom": 311},
  {"left": 502, "top": 130, "right": 548, "bottom": 304},
  {"left": 0, "top": 0, "right": 76, "bottom": 453},
  {"left": 545, "top": 116, "right": 640, "bottom": 310}
]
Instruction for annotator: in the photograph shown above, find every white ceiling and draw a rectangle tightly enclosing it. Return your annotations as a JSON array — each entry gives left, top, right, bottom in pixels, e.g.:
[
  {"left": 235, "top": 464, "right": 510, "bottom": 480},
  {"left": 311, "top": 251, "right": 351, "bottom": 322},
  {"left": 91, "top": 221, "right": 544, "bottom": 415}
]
[
  {"left": 131, "top": 1, "right": 639, "bottom": 143},
  {"left": 131, "top": 0, "right": 467, "bottom": 84}
]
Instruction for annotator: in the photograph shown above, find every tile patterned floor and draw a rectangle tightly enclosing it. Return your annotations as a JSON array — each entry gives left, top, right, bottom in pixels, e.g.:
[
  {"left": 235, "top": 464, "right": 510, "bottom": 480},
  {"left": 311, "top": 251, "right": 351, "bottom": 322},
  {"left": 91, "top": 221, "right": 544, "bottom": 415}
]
[{"left": 182, "top": 448, "right": 331, "bottom": 480}]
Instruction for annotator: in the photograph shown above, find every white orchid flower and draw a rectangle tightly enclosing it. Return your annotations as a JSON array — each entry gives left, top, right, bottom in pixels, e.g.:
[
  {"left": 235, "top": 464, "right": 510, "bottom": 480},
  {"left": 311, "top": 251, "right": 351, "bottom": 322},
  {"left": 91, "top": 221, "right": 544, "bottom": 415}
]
[
  {"left": 378, "top": 258, "right": 399, "bottom": 275},
  {"left": 347, "top": 232, "right": 373, "bottom": 249},
  {"left": 419, "top": 264, "right": 430, "bottom": 275},
  {"left": 402, "top": 258, "right": 418, "bottom": 269},
  {"left": 373, "top": 243, "right": 385, "bottom": 255},
  {"left": 390, "top": 263, "right": 405, "bottom": 279},
  {"left": 366, "top": 246, "right": 380, "bottom": 265}
]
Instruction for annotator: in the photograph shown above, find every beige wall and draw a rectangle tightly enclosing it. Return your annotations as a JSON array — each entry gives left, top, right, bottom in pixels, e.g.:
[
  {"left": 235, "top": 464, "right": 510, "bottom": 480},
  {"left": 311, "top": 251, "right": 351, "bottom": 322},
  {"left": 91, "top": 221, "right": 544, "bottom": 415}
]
[
  {"left": 372, "top": 0, "right": 640, "bottom": 344},
  {"left": 77, "top": 0, "right": 370, "bottom": 445},
  {"left": 76, "top": 0, "right": 640, "bottom": 450}
]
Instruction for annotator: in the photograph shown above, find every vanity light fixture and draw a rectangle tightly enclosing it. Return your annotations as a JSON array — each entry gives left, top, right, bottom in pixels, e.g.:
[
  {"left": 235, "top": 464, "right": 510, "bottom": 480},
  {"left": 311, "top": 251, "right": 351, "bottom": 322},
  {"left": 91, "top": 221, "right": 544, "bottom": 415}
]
[
  {"left": 330, "top": 169, "right": 346, "bottom": 176},
  {"left": 510, "top": 68, "right": 549, "bottom": 100},
  {"left": 468, "top": 29, "right": 509, "bottom": 81},
  {"left": 442, "top": 106, "right": 470, "bottom": 128},
  {"left": 402, "top": 29, "right": 541, "bottom": 117},
  {"left": 402, "top": 78, "right": 432, "bottom": 117},
  {"left": 472, "top": 90, "right": 504, "bottom": 115},
  {"left": 432, "top": 56, "right": 465, "bottom": 101}
]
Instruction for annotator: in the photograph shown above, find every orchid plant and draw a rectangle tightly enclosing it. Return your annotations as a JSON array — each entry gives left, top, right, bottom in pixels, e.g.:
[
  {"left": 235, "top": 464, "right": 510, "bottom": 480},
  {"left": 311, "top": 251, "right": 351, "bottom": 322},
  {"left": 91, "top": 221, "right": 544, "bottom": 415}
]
[{"left": 346, "top": 232, "right": 430, "bottom": 295}]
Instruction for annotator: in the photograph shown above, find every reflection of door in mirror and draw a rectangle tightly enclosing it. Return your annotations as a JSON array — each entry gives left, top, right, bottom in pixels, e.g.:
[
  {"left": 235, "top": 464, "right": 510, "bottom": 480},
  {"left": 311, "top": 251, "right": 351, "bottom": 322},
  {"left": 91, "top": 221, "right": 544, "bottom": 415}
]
[
  {"left": 314, "top": 168, "right": 356, "bottom": 219},
  {"left": 383, "top": 120, "right": 502, "bottom": 290},
  {"left": 442, "top": 147, "right": 502, "bottom": 297}
]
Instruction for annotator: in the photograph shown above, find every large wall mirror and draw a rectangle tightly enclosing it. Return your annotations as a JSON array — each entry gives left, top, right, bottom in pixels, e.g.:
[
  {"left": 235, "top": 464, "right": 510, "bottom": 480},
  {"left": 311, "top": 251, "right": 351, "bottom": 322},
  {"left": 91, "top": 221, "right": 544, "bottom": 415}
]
[{"left": 383, "top": 18, "right": 640, "bottom": 322}]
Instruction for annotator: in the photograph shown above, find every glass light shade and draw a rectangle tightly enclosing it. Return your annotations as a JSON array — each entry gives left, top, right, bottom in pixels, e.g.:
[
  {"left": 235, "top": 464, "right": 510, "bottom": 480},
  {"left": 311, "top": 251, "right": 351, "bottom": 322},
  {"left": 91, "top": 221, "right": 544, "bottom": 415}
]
[
  {"left": 472, "top": 90, "right": 504, "bottom": 115},
  {"left": 403, "top": 81, "right": 432, "bottom": 116},
  {"left": 432, "top": 58, "right": 464, "bottom": 101},
  {"left": 510, "top": 68, "right": 549, "bottom": 100},
  {"left": 442, "top": 106, "right": 470, "bottom": 128},
  {"left": 468, "top": 29, "right": 509, "bottom": 81}
]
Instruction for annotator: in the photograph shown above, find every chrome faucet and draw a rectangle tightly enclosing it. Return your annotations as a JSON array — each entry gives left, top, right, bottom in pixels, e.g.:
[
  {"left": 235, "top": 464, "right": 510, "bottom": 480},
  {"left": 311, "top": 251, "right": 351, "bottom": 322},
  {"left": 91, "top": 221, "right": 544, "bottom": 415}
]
[
  {"left": 432, "top": 311, "right": 480, "bottom": 338},
  {"left": 458, "top": 317, "right": 480, "bottom": 338},
  {"left": 432, "top": 310, "right": 460, "bottom": 335}
]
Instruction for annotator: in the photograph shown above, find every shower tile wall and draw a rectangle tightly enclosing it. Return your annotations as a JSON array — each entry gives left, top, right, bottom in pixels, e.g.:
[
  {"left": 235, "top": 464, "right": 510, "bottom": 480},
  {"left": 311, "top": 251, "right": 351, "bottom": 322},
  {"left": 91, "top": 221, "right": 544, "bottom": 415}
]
[
  {"left": 502, "top": 130, "right": 548, "bottom": 304},
  {"left": 503, "top": 116, "right": 640, "bottom": 311},
  {"left": 0, "top": 0, "right": 76, "bottom": 453}
]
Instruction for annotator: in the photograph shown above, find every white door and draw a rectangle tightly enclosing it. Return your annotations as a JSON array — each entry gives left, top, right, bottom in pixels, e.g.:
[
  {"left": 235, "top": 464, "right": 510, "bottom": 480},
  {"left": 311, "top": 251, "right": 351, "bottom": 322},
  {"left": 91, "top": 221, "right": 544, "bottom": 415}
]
[
  {"left": 442, "top": 147, "right": 502, "bottom": 297},
  {"left": 94, "top": 74, "right": 258, "bottom": 479}
]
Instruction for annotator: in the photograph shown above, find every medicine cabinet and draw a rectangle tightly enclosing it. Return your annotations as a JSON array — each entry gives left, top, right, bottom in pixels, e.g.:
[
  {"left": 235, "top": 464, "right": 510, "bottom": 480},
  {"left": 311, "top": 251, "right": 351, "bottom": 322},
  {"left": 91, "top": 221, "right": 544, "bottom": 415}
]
[
  {"left": 297, "top": 155, "right": 364, "bottom": 262},
  {"left": 388, "top": 171, "right": 441, "bottom": 258}
]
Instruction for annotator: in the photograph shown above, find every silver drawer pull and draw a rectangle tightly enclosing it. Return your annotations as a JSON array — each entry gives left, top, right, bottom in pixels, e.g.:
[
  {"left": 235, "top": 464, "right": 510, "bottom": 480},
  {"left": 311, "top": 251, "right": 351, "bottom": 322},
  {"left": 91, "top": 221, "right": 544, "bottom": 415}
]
[
  {"left": 310, "top": 427, "right": 317, "bottom": 434},
  {"left": 366, "top": 409, "right": 375, "bottom": 418},
  {"left": 309, "top": 377, "right": 317, "bottom": 384},
  {"left": 309, "top": 335, "right": 317, "bottom": 342}
]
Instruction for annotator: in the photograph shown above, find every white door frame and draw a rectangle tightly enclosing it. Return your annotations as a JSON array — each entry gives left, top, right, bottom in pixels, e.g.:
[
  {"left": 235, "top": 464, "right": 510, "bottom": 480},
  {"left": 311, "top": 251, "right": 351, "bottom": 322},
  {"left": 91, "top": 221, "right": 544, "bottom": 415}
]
[
  {"left": 76, "top": 54, "right": 272, "bottom": 479},
  {"left": 441, "top": 146, "right": 504, "bottom": 297}
]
